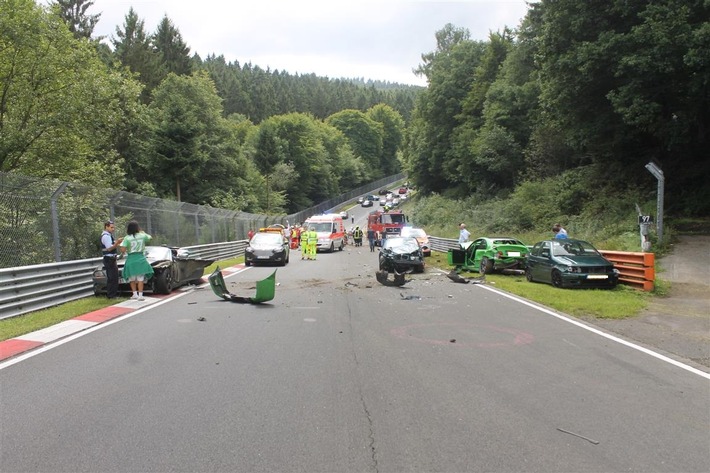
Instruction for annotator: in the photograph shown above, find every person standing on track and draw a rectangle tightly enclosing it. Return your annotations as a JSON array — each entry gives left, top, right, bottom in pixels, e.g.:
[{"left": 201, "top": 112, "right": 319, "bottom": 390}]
[
  {"left": 300, "top": 225, "right": 308, "bottom": 259},
  {"left": 120, "top": 220, "right": 153, "bottom": 301},
  {"left": 100, "top": 220, "right": 123, "bottom": 299},
  {"left": 307, "top": 226, "right": 318, "bottom": 260}
]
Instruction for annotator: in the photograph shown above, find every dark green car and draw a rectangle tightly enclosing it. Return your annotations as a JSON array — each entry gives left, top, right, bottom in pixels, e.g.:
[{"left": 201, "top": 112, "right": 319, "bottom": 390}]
[
  {"left": 526, "top": 239, "right": 619, "bottom": 288},
  {"left": 449, "top": 237, "right": 529, "bottom": 274}
]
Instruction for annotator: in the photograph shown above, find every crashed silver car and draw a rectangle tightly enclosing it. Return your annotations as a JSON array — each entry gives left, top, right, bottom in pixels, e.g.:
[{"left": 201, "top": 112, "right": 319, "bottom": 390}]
[{"left": 92, "top": 246, "right": 214, "bottom": 295}]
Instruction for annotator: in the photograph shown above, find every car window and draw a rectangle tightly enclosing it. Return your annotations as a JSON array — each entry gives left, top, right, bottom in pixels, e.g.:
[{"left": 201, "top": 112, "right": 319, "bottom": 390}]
[
  {"left": 383, "top": 238, "right": 420, "bottom": 251},
  {"left": 251, "top": 233, "right": 283, "bottom": 245},
  {"left": 493, "top": 239, "right": 524, "bottom": 246},
  {"left": 145, "top": 246, "right": 172, "bottom": 260}
]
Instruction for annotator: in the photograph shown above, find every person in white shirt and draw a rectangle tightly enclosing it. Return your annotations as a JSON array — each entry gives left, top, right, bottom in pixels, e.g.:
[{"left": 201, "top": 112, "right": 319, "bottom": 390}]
[{"left": 458, "top": 223, "right": 471, "bottom": 248}]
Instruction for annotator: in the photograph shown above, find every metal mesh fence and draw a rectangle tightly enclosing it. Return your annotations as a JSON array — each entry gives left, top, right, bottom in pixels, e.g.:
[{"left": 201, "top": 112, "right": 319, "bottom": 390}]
[{"left": 0, "top": 171, "right": 404, "bottom": 269}]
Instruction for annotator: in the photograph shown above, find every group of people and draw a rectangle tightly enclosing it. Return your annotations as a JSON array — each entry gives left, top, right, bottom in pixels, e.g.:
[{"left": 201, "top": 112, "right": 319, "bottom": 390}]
[
  {"left": 100, "top": 220, "right": 153, "bottom": 301},
  {"left": 299, "top": 226, "right": 319, "bottom": 260}
]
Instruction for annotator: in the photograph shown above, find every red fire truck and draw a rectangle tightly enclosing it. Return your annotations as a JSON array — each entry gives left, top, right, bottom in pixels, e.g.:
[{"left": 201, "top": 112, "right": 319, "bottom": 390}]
[{"left": 367, "top": 209, "right": 408, "bottom": 245}]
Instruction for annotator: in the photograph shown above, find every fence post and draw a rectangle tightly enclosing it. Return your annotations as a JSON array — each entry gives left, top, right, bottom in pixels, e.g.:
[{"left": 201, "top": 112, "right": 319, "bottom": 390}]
[{"left": 51, "top": 182, "right": 69, "bottom": 262}]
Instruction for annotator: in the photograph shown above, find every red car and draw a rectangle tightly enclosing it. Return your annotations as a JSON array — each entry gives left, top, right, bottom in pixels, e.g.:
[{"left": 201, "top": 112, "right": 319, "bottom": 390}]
[{"left": 398, "top": 187, "right": 407, "bottom": 194}]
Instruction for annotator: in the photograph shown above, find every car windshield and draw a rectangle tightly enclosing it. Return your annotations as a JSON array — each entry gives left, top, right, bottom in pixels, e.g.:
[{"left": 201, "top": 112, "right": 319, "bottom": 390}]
[
  {"left": 251, "top": 233, "right": 283, "bottom": 245},
  {"left": 308, "top": 222, "right": 334, "bottom": 233},
  {"left": 492, "top": 239, "right": 524, "bottom": 246},
  {"left": 401, "top": 228, "right": 426, "bottom": 238},
  {"left": 145, "top": 246, "right": 172, "bottom": 260},
  {"left": 551, "top": 240, "right": 600, "bottom": 256},
  {"left": 381, "top": 213, "right": 406, "bottom": 224},
  {"left": 383, "top": 237, "right": 420, "bottom": 252}
]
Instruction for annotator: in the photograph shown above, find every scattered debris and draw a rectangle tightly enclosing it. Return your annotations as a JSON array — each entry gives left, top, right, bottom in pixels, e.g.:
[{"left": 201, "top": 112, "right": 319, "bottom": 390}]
[
  {"left": 376, "top": 269, "right": 409, "bottom": 286},
  {"left": 197, "top": 316, "right": 206, "bottom": 322},
  {"left": 450, "top": 339, "right": 456, "bottom": 343},
  {"left": 344, "top": 281, "right": 358, "bottom": 288},
  {"left": 399, "top": 293, "right": 421, "bottom": 301},
  {"left": 188, "top": 302, "right": 197, "bottom": 305},
  {"left": 446, "top": 270, "right": 486, "bottom": 284},
  {"left": 557, "top": 428, "right": 600, "bottom": 445}
]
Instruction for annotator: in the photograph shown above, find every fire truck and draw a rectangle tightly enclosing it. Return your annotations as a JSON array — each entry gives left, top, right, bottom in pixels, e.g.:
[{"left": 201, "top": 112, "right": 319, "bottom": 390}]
[{"left": 367, "top": 209, "right": 408, "bottom": 245}]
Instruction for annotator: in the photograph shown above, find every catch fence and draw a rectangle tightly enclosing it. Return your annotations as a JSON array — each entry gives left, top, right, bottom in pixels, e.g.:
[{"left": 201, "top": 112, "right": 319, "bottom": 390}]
[{"left": 0, "top": 171, "right": 404, "bottom": 269}]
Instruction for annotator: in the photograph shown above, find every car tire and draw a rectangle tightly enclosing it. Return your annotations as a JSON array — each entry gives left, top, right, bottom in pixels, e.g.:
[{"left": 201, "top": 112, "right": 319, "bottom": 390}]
[
  {"left": 329, "top": 242, "right": 335, "bottom": 253},
  {"left": 551, "top": 269, "right": 564, "bottom": 288},
  {"left": 245, "top": 260, "right": 252, "bottom": 267},
  {"left": 339, "top": 240, "right": 344, "bottom": 251},
  {"left": 154, "top": 270, "right": 173, "bottom": 294},
  {"left": 480, "top": 257, "right": 493, "bottom": 275},
  {"left": 525, "top": 267, "right": 534, "bottom": 282}
]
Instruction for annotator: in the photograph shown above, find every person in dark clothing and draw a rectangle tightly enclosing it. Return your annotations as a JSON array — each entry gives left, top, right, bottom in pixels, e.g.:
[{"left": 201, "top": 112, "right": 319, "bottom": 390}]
[
  {"left": 367, "top": 228, "right": 376, "bottom": 252},
  {"left": 100, "top": 220, "right": 123, "bottom": 299},
  {"left": 353, "top": 226, "right": 364, "bottom": 246}
]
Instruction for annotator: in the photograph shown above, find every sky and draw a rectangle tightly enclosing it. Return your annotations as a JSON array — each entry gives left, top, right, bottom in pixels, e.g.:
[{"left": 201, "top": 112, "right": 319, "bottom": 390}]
[{"left": 84, "top": 0, "right": 531, "bottom": 87}]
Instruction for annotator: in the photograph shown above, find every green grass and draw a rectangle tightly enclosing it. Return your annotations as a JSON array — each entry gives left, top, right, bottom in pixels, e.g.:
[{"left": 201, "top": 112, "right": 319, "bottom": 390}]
[
  {"left": 0, "top": 255, "right": 245, "bottom": 342},
  {"left": 427, "top": 251, "right": 651, "bottom": 319}
]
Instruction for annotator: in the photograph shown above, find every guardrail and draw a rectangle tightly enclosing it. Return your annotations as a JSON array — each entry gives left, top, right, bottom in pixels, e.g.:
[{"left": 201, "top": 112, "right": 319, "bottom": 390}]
[
  {"left": 430, "top": 237, "right": 655, "bottom": 291},
  {"left": 599, "top": 250, "right": 655, "bottom": 291},
  {"left": 0, "top": 241, "right": 248, "bottom": 320}
]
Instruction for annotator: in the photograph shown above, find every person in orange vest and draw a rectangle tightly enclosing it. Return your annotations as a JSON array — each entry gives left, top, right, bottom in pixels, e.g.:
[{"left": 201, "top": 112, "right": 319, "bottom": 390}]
[{"left": 290, "top": 226, "right": 300, "bottom": 249}]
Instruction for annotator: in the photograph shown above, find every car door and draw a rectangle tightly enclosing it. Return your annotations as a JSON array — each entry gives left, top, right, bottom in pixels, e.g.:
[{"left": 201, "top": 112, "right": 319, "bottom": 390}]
[
  {"left": 534, "top": 241, "right": 554, "bottom": 283},
  {"left": 470, "top": 238, "right": 486, "bottom": 270}
]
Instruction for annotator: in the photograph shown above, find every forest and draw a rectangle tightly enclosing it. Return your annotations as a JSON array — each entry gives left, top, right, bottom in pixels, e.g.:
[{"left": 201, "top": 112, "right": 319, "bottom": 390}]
[{"left": 1, "top": 0, "right": 708, "bottom": 220}]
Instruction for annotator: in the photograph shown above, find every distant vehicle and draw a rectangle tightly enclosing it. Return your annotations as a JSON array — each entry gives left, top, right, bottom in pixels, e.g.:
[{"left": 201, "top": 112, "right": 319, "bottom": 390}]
[
  {"left": 339, "top": 210, "right": 348, "bottom": 219},
  {"left": 366, "top": 195, "right": 378, "bottom": 201},
  {"left": 378, "top": 189, "right": 391, "bottom": 195},
  {"left": 357, "top": 196, "right": 365, "bottom": 203},
  {"left": 303, "top": 214, "right": 346, "bottom": 252},
  {"left": 92, "top": 246, "right": 214, "bottom": 295},
  {"left": 361, "top": 199, "right": 373, "bottom": 208},
  {"left": 379, "top": 198, "right": 387, "bottom": 206},
  {"left": 245, "top": 231, "right": 290, "bottom": 266},
  {"left": 392, "top": 197, "right": 400, "bottom": 206},
  {"left": 378, "top": 236, "right": 425, "bottom": 273},
  {"left": 367, "top": 209, "right": 408, "bottom": 244},
  {"left": 526, "top": 239, "right": 619, "bottom": 288},
  {"left": 398, "top": 187, "right": 407, "bottom": 194},
  {"left": 400, "top": 227, "right": 430, "bottom": 256}
]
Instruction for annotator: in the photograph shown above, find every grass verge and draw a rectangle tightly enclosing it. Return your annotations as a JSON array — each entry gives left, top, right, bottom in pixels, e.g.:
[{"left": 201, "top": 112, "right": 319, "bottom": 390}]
[{"left": 0, "top": 256, "right": 245, "bottom": 342}]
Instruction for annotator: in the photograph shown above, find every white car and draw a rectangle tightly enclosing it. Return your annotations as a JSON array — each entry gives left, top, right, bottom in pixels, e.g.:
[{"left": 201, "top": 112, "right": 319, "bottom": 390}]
[{"left": 340, "top": 211, "right": 348, "bottom": 219}]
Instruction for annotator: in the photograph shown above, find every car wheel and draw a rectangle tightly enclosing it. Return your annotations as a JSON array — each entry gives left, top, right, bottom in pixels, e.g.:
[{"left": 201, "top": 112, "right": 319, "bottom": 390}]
[
  {"left": 154, "top": 270, "right": 173, "bottom": 294},
  {"left": 551, "top": 270, "right": 564, "bottom": 288},
  {"left": 245, "top": 259, "right": 252, "bottom": 267},
  {"left": 339, "top": 240, "right": 344, "bottom": 251},
  {"left": 480, "top": 257, "right": 493, "bottom": 274},
  {"left": 329, "top": 242, "right": 335, "bottom": 253},
  {"left": 525, "top": 267, "right": 534, "bottom": 282}
]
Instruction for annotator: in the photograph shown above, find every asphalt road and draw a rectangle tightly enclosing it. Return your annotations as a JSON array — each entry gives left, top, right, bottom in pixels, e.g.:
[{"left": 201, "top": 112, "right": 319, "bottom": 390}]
[{"left": 1, "top": 207, "right": 709, "bottom": 472}]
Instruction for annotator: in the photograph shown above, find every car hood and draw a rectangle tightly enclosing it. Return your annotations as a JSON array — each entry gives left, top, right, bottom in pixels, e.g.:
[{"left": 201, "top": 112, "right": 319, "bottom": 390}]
[{"left": 554, "top": 255, "right": 611, "bottom": 266}]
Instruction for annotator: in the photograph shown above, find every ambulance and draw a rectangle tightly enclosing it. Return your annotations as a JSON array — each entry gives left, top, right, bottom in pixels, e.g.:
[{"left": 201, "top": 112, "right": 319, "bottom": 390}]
[{"left": 304, "top": 214, "right": 346, "bottom": 252}]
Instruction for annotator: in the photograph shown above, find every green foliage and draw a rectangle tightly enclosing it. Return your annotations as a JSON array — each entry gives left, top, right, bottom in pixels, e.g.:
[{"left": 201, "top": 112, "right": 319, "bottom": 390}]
[{"left": 0, "top": 0, "right": 139, "bottom": 187}]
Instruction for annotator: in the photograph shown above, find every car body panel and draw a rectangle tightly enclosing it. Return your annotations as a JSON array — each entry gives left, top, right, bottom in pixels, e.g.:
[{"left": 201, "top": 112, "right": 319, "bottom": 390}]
[
  {"left": 92, "top": 246, "right": 214, "bottom": 295},
  {"left": 361, "top": 200, "right": 373, "bottom": 207},
  {"left": 463, "top": 237, "right": 529, "bottom": 274},
  {"left": 400, "top": 227, "right": 431, "bottom": 256},
  {"left": 245, "top": 231, "right": 290, "bottom": 266},
  {"left": 378, "top": 236, "right": 425, "bottom": 273},
  {"left": 526, "top": 239, "right": 619, "bottom": 288}
]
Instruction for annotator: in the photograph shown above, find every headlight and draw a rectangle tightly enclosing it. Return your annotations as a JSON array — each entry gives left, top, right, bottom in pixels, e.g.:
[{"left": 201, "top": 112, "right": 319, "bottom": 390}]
[
  {"left": 246, "top": 247, "right": 253, "bottom": 252},
  {"left": 564, "top": 266, "right": 580, "bottom": 273}
]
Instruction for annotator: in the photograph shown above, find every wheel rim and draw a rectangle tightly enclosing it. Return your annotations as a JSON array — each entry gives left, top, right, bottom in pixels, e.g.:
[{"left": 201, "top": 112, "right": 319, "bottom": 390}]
[
  {"left": 552, "top": 270, "right": 563, "bottom": 288},
  {"left": 525, "top": 268, "right": 533, "bottom": 282}
]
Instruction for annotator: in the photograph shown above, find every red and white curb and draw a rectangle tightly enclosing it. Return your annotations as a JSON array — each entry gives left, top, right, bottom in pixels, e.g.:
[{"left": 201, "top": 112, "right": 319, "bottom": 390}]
[
  {"left": 0, "top": 266, "right": 247, "bottom": 363},
  {"left": 0, "top": 297, "right": 166, "bottom": 362}
]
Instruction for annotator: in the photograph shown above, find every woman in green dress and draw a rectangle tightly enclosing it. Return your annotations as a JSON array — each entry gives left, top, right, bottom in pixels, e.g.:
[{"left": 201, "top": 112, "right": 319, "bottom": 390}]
[{"left": 120, "top": 220, "right": 154, "bottom": 301}]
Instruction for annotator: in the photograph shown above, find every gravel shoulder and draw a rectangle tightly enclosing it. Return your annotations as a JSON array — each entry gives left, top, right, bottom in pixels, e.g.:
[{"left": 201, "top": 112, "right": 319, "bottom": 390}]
[{"left": 582, "top": 235, "right": 710, "bottom": 371}]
